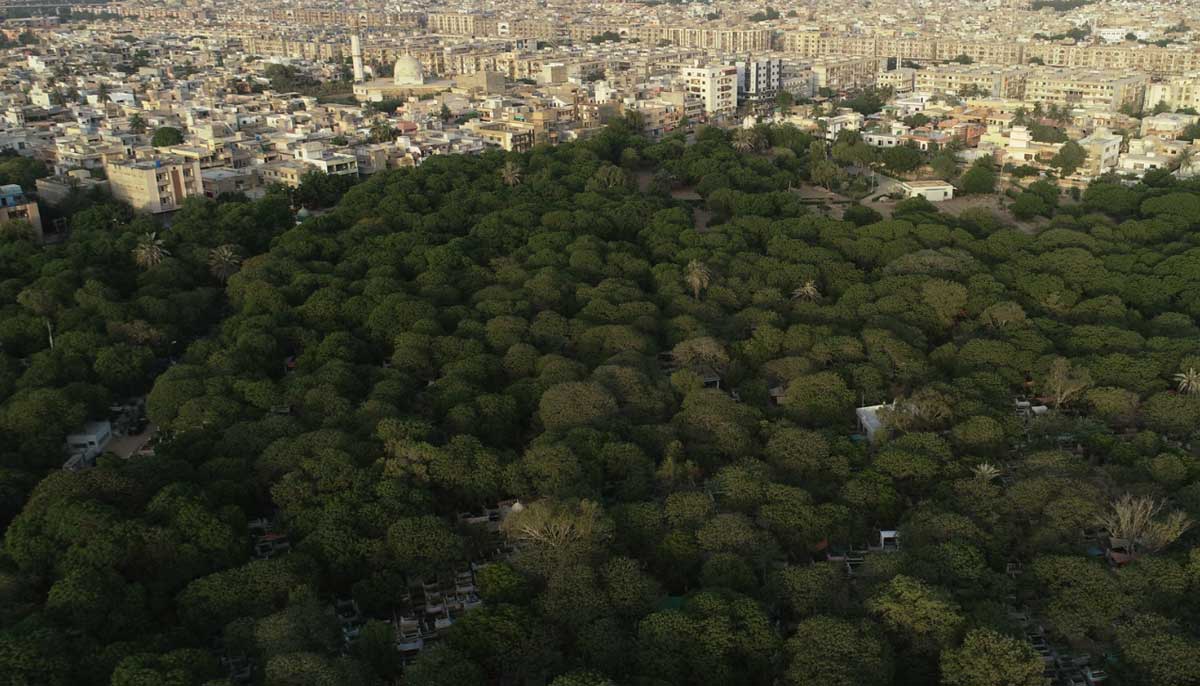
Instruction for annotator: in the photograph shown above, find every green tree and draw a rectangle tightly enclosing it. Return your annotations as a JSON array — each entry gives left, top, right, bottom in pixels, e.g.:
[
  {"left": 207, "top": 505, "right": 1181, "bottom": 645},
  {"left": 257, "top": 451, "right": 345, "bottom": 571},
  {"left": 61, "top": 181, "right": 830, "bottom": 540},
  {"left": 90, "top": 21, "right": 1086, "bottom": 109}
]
[
  {"left": 207, "top": 243, "right": 242, "bottom": 282},
  {"left": 782, "top": 615, "right": 891, "bottom": 686},
  {"left": 150, "top": 126, "right": 184, "bottom": 147},
  {"left": 940, "top": 628, "right": 1045, "bottom": 686},
  {"left": 538, "top": 382, "right": 618, "bottom": 432},
  {"left": 1050, "top": 140, "right": 1088, "bottom": 177},
  {"left": 958, "top": 158, "right": 996, "bottom": 194},
  {"left": 867, "top": 575, "right": 964, "bottom": 653}
]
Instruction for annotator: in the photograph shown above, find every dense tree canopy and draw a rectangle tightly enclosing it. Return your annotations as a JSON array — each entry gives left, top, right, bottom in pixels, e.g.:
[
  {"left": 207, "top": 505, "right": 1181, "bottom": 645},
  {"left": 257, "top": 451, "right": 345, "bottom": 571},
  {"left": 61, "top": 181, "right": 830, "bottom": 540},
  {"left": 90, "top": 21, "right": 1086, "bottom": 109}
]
[{"left": 1, "top": 122, "right": 1199, "bottom": 686}]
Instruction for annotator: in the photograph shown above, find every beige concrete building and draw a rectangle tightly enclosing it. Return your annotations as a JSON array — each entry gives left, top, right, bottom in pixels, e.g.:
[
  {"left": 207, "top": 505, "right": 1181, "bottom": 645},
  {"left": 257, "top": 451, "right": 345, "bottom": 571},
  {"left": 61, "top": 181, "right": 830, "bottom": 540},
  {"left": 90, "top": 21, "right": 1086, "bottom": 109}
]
[
  {"left": 462, "top": 120, "right": 535, "bottom": 152},
  {"left": 106, "top": 158, "right": 203, "bottom": 214},
  {"left": 1023, "top": 69, "right": 1148, "bottom": 111},
  {"left": 783, "top": 34, "right": 1200, "bottom": 77},
  {"left": 661, "top": 27, "right": 773, "bottom": 52},
  {"left": 1077, "top": 128, "right": 1124, "bottom": 177},
  {"left": 811, "top": 56, "right": 882, "bottom": 91},
  {"left": 1146, "top": 77, "right": 1200, "bottom": 115},
  {"left": 427, "top": 13, "right": 498, "bottom": 37},
  {"left": 914, "top": 65, "right": 1028, "bottom": 99}
]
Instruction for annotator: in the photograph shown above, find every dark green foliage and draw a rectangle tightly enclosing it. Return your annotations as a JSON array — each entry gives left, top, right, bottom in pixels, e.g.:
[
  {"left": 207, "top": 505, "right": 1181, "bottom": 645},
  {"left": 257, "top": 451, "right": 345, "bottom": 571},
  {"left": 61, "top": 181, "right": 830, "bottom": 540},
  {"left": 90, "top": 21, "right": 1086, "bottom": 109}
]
[
  {"left": 1, "top": 122, "right": 1199, "bottom": 686},
  {"left": 150, "top": 126, "right": 183, "bottom": 147}
]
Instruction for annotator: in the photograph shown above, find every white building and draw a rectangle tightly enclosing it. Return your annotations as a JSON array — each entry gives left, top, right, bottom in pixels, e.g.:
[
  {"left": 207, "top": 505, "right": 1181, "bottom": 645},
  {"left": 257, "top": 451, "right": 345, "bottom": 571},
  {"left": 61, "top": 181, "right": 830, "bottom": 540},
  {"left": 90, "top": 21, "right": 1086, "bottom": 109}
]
[
  {"left": 1140, "top": 112, "right": 1199, "bottom": 140},
  {"left": 736, "top": 58, "right": 782, "bottom": 106},
  {"left": 295, "top": 141, "right": 359, "bottom": 176},
  {"left": 1078, "top": 127, "right": 1123, "bottom": 177},
  {"left": 820, "top": 111, "right": 864, "bottom": 141},
  {"left": 1117, "top": 138, "right": 1180, "bottom": 177},
  {"left": 64, "top": 420, "right": 113, "bottom": 471},
  {"left": 900, "top": 180, "right": 955, "bottom": 202},
  {"left": 681, "top": 65, "right": 738, "bottom": 117}
]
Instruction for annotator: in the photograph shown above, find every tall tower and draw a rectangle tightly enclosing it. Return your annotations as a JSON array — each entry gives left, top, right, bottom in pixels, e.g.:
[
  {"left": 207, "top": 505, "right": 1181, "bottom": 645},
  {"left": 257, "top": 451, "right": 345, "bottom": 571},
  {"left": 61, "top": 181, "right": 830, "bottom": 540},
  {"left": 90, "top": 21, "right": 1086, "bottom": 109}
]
[{"left": 351, "top": 33, "right": 365, "bottom": 82}]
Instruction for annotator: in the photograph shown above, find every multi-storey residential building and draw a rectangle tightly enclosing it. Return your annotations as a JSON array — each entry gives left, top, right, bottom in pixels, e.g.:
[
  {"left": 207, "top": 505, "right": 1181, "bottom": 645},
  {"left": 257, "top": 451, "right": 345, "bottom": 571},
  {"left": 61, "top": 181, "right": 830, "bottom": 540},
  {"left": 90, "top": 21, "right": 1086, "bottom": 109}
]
[
  {"left": 1146, "top": 76, "right": 1200, "bottom": 113},
  {"left": 662, "top": 27, "right": 773, "bottom": 52},
  {"left": 913, "top": 65, "right": 1028, "bottom": 99},
  {"left": 736, "top": 58, "right": 782, "bottom": 108},
  {"left": 427, "top": 13, "right": 498, "bottom": 37},
  {"left": 1023, "top": 69, "right": 1148, "bottom": 111},
  {"left": 810, "top": 56, "right": 882, "bottom": 91},
  {"left": 783, "top": 34, "right": 1200, "bottom": 77},
  {"left": 878, "top": 68, "right": 917, "bottom": 94},
  {"left": 681, "top": 65, "right": 738, "bottom": 117},
  {"left": 106, "top": 157, "right": 203, "bottom": 214},
  {"left": 1077, "top": 127, "right": 1124, "bottom": 177},
  {"left": 934, "top": 40, "right": 1025, "bottom": 66},
  {"left": 499, "top": 19, "right": 560, "bottom": 41},
  {"left": 463, "top": 120, "right": 536, "bottom": 152}
]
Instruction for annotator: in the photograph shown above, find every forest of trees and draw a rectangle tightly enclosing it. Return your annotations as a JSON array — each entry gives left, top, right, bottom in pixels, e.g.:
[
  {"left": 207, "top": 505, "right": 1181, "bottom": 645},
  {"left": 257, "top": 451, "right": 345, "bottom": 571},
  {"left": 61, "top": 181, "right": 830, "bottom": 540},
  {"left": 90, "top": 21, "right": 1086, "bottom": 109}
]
[{"left": 1, "top": 121, "right": 1200, "bottom": 686}]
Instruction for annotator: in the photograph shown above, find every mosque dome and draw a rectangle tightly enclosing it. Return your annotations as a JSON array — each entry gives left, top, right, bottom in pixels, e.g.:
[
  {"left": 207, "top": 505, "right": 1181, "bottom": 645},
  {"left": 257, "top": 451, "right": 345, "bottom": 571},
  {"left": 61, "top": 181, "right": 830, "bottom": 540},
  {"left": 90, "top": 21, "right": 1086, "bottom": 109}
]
[{"left": 393, "top": 56, "right": 425, "bottom": 86}]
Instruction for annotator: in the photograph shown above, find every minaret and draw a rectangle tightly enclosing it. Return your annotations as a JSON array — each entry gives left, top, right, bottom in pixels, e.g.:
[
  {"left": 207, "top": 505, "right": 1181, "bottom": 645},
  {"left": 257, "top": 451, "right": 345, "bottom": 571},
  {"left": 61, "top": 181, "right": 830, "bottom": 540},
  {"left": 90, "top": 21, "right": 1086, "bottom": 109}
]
[{"left": 351, "top": 33, "right": 365, "bottom": 82}]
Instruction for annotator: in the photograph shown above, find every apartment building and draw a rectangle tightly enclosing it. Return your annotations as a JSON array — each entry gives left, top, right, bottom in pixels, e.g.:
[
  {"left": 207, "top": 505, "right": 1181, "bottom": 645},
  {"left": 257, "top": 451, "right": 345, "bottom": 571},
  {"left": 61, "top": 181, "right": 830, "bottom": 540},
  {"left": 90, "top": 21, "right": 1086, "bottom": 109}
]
[
  {"left": 878, "top": 68, "right": 917, "bottom": 94},
  {"left": 500, "top": 19, "right": 560, "bottom": 41},
  {"left": 1077, "top": 127, "right": 1123, "bottom": 177},
  {"left": 242, "top": 35, "right": 345, "bottom": 62},
  {"left": 934, "top": 40, "right": 1026, "bottom": 66},
  {"left": 662, "top": 27, "right": 773, "bottom": 52},
  {"left": 681, "top": 65, "right": 738, "bottom": 117},
  {"left": 810, "top": 56, "right": 882, "bottom": 91},
  {"left": 462, "top": 120, "right": 536, "bottom": 152},
  {"left": 1146, "top": 76, "right": 1200, "bottom": 114},
  {"left": 784, "top": 34, "right": 1200, "bottom": 77},
  {"left": 1023, "top": 69, "right": 1148, "bottom": 111},
  {"left": 427, "top": 13, "right": 498, "bottom": 37},
  {"left": 913, "top": 65, "right": 1027, "bottom": 99},
  {"left": 106, "top": 158, "right": 203, "bottom": 214},
  {"left": 736, "top": 58, "right": 783, "bottom": 107}
]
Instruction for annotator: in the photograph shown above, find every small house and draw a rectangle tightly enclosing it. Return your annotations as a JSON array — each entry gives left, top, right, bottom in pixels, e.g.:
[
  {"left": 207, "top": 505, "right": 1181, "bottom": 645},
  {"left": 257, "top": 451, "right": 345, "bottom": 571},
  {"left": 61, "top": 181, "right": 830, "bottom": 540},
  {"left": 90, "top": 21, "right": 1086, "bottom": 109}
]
[{"left": 899, "top": 180, "right": 955, "bottom": 202}]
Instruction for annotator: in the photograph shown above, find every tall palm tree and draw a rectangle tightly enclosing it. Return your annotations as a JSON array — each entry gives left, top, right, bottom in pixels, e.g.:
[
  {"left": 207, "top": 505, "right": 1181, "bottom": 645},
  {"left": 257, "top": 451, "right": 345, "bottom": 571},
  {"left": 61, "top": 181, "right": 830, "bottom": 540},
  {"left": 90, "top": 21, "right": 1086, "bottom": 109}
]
[
  {"left": 732, "top": 129, "right": 759, "bottom": 153},
  {"left": 791, "top": 280, "right": 820, "bottom": 302},
  {"left": 208, "top": 244, "right": 242, "bottom": 282},
  {"left": 369, "top": 121, "right": 395, "bottom": 144},
  {"left": 684, "top": 260, "right": 711, "bottom": 301},
  {"left": 132, "top": 232, "right": 169, "bottom": 269},
  {"left": 1175, "top": 367, "right": 1200, "bottom": 395},
  {"left": 500, "top": 161, "right": 522, "bottom": 187}
]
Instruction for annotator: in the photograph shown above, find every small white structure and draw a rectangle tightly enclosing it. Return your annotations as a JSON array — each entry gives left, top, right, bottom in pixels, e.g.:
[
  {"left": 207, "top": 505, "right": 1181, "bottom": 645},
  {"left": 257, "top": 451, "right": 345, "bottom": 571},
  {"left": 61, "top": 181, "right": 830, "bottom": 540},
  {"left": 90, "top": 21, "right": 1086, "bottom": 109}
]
[
  {"left": 856, "top": 403, "right": 892, "bottom": 443},
  {"left": 900, "top": 180, "right": 955, "bottom": 202},
  {"left": 878, "top": 530, "right": 900, "bottom": 551},
  {"left": 63, "top": 420, "right": 112, "bottom": 471}
]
